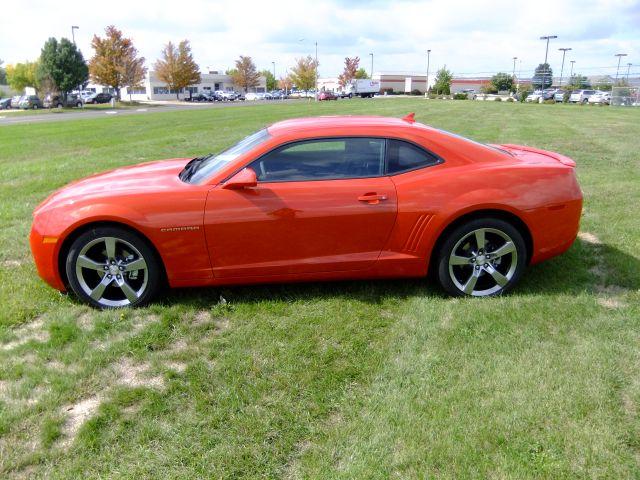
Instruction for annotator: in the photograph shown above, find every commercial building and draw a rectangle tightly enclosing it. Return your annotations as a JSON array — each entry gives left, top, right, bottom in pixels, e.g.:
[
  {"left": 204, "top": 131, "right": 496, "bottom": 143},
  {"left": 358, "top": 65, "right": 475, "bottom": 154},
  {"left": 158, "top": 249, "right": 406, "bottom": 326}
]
[
  {"left": 117, "top": 70, "right": 267, "bottom": 101},
  {"left": 372, "top": 72, "right": 434, "bottom": 93}
]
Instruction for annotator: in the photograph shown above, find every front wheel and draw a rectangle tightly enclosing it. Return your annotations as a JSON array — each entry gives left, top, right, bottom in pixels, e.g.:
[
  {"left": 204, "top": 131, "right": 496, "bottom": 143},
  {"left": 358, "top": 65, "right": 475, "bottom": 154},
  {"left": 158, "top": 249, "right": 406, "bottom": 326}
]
[
  {"left": 65, "top": 226, "right": 162, "bottom": 308},
  {"left": 435, "top": 218, "right": 527, "bottom": 297}
]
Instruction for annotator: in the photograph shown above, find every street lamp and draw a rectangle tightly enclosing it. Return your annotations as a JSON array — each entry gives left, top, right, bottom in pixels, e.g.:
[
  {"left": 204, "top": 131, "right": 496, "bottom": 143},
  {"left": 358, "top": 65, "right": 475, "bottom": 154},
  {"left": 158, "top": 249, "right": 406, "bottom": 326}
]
[
  {"left": 512, "top": 56, "right": 517, "bottom": 78},
  {"left": 558, "top": 47, "right": 572, "bottom": 87},
  {"left": 369, "top": 53, "right": 373, "bottom": 78},
  {"left": 614, "top": 53, "right": 628, "bottom": 83},
  {"left": 298, "top": 39, "right": 318, "bottom": 101},
  {"left": 626, "top": 63, "right": 633, "bottom": 83},
  {"left": 71, "top": 25, "right": 79, "bottom": 44},
  {"left": 569, "top": 60, "right": 575, "bottom": 81},
  {"left": 539, "top": 35, "right": 557, "bottom": 92},
  {"left": 272, "top": 61, "right": 275, "bottom": 94},
  {"left": 426, "top": 49, "right": 431, "bottom": 95}
]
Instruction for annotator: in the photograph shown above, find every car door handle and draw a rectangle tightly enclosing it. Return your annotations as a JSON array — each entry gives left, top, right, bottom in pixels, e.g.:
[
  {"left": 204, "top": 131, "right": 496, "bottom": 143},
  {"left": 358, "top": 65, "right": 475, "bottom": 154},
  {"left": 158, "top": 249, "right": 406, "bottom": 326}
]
[{"left": 357, "top": 193, "right": 387, "bottom": 204}]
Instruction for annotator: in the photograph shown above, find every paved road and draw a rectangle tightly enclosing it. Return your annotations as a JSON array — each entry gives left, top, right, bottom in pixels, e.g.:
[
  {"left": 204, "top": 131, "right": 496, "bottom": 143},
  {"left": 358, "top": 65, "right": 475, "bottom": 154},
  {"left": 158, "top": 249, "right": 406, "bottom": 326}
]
[{"left": 0, "top": 100, "right": 297, "bottom": 126}]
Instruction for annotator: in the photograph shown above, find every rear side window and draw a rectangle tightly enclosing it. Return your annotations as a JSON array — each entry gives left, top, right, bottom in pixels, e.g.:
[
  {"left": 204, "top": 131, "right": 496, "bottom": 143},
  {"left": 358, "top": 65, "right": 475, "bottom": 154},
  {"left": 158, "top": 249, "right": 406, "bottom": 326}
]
[
  {"left": 250, "top": 137, "right": 385, "bottom": 182},
  {"left": 386, "top": 139, "right": 440, "bottom": 174}
]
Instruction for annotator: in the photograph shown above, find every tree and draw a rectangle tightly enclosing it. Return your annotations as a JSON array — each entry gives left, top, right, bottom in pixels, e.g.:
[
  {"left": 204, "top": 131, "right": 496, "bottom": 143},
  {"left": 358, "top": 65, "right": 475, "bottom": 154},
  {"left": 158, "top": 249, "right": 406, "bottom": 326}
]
[
  {"left": 260, "top": 69, "right": 277, "bottom": 91},
  {"left": 433, "top": 67, "right": 453, "bottom": 94},
  {"left": 567, "top": 74, "right": 589, "bottom": 89},
  {"left": 290, "top": 56, "right": 318, "bottom": 91},
  {"left": 0, "top": 59, "right": 6, "bottom": 85},
  {"left": 278, "top": 75, "right": 293, "bottom": 91},
  {"left": 338, "top": 57, "right": 360, "bottom": 87},
  {"left": 6, "top": 61, "right": 39, "bottom": 92},
  {"left": 532, "top": 63, "right": 553, "bottom": 89},
  {"left": 37, "top": 37, "right": 88, "bottom": 97},
  {"left": 154, "top": 40, "right": 200, "bottom": 99},
  {"left": 231, "top": 56, "right": 260, "bottom": 93},
  {"left": 355, "top": 68, "right": 369, "bottom": 79},
  {"left": 121, "top": 55, "right": 147, "bottom": 102},
  {"left": 490, "top": 72, "right": 514, "bottom": 93},
  {"left": 89, "top": 26, "right": 146, "bottom": 100}
]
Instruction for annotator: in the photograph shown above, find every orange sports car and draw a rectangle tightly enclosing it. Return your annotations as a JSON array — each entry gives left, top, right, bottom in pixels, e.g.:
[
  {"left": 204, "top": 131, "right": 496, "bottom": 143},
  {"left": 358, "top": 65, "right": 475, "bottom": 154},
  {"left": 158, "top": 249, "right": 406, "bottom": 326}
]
[{"left": 30, "top": 114, "right": 582, "bottom": 308}]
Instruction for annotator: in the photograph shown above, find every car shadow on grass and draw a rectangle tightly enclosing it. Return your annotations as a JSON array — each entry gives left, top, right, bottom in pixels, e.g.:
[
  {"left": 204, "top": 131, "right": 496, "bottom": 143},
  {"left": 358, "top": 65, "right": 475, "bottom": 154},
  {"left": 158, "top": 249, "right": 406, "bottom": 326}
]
[{"left": 163, "top": 239, "right": 640, "bottom": 308}]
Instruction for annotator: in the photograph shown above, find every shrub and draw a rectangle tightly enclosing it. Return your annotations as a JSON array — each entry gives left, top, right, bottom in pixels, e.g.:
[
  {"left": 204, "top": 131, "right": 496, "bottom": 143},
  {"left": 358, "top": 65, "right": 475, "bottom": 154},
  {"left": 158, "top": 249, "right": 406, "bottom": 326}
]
[
  {"left": 494, "top": 97, "right": 502, "bottom": 101},
  {"left": 381, "top": 88, "right": 394, "bottom": 95},
  {"left": 518, "top": 89, "right": 532, "bottom": 102},
  {"left": 410, "top": 89, "right": 422, "bottom": 96},
  {"left": 543, "top": 99, "right": 555, "bottom": 104},
  {"left": 428, "top": 93, "right": 437, "bottom": 99},
  {"left": 453, "top": 93, "right": 468, "bottom": 100},
  {"left": 506, "top": 97, "right": 515, "bottom": 102}
]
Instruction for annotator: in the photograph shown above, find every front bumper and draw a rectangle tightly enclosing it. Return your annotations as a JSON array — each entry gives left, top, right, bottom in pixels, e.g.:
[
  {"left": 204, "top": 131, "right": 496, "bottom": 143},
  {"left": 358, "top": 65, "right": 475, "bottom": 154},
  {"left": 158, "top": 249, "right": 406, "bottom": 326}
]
[{"left": 29, "top": 219, "right": 66, "bottom": 291}]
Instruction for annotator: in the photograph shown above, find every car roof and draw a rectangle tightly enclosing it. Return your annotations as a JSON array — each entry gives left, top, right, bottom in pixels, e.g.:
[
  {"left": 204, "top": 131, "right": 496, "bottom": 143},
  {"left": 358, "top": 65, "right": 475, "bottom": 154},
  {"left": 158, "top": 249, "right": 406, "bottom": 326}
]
[{"left": 267, "top": 115, "right": 427, "bottom": 137}]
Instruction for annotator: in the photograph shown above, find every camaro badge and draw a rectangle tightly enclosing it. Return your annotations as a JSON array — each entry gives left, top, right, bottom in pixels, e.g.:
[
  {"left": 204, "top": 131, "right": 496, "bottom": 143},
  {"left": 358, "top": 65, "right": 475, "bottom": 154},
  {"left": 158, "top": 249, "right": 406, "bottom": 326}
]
[{"left": 160, "top": 226, "right": 200, "bottom": 232}]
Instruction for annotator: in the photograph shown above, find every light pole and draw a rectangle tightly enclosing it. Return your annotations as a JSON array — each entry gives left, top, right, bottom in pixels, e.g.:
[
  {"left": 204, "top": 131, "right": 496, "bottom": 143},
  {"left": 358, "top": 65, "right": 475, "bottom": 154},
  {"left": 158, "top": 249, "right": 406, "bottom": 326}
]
[
  {"left": 369, "top": 53, "right": 373, "bottom": 78},
  {"left": 272, "top": 61, "right": 275, "bottom": 93},
  {"left": 512, "top": 56, "right": 517, "bottom": 78},
  {"left": 426, "top": 49, "right": 431, "bottom": 95},
  {"left": 539, "top": 35, "right": 557, "bottom": 92},
  {"left": 558, "top": 47, "right": 571, "bottom": 88},
  {"left": 626, "top": 63, "right": 632, "bottom": 83},
  {"left": 71, "top": 26, "right": 81, "bottom": 105},
  {"left": 614, "top": 53, "right": 628, "bottom": 83},
  {"left": 569, "top": 60, "right": 575, "bottom": 84},
  {"left": 315, "top": 41, "right": 318, "bottom": 102}
]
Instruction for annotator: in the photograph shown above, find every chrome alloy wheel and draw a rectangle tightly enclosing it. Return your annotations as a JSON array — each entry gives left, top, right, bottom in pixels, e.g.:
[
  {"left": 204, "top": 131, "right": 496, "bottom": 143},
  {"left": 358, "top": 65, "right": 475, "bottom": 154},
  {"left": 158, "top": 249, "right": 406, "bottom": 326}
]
[
  {"left": 448, "top": 227, "right": 518, "bottom": 296},
  {"left": 75, "top": 236, "right": 148, "bottom": 307}
]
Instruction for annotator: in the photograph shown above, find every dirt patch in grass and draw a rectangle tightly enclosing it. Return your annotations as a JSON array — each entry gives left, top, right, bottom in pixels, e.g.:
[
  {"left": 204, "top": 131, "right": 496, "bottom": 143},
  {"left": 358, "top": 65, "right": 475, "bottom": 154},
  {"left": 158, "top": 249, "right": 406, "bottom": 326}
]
[
  {"left": 578, "top": 231, "right": 602, "bottom": 245},
  {"left": 60, "top": 395, "right": 101, "bottom": 447},
  {"left": 0, "top": 316, "right": 49, "bottom": 352},
  {"left": 192, "top": 310, "right": 211, "bottom": 326},
  {"left": 114, "top": 358, "right": 165, "bottom": 390},
  {"left": 90, "top": 314, "right": 160, "bottom": 351},
  {"left": 1, "top": 259, "right": 23, "bottom": 268}
]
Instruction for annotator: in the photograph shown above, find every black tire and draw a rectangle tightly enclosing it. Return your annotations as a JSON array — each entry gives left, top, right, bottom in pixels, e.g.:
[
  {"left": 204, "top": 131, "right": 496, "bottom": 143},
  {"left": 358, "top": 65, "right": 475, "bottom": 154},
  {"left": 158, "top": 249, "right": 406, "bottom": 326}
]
[
  {"left": 435, "top": 217, "right": 527, "bottom": 297},
  {"left": 65, "top": 226, "right": 162, "bottom": 308},
  {"left": 76, "top": 102, "right": 82, "bottom": 108}
]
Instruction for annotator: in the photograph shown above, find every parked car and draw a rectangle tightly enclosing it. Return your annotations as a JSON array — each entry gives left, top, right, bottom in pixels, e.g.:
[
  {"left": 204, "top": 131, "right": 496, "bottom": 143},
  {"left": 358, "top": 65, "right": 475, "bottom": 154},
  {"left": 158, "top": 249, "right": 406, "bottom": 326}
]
[
  {"left": 215, "top": 91, "right": 236, "bottom": 101},
  {"left": 0, "top": 97, "right": 12, "bottom": 109},
  {"left": 553, "top": 90, "right": 567, "bottom": 102},
  {"left": 245, "top": 92, "right": 260, "bottom": 101},
  {"left": 31, "top": 114, "right": 582, "bottom": 308},
  {"left": 10, "top": 96, "right": 24, "bottom": 108},
  {"left": 234, "top": 92, "right": 245, "bottom": 101},
  {"left": 43, "top": 93, "right": 83, "bottom": 108},
  {"left": 85, "top": 92, "right": 113, "bottom": 104},
  {"left": 525, "top": 91, "right": 542, "bottom": 103},
  {"left": 588, "top": 91, "right": 611, "bottom": 105},
  {"left": 189, "top": 93, "right": 210, "bottom": 102},
  {"left": 19, "top": 95, "right": 43, "bottom": 109},
  {"left": 318, "top": 91, "right": 338, "bottom": 101},
  {"left": 569, "top": 89, "right": 596, "bottom": 103}
]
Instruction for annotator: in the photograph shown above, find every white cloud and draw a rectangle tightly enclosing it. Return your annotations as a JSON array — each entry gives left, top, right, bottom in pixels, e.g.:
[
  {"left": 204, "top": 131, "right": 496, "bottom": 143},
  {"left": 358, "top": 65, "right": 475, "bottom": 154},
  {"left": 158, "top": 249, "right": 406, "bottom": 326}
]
[{"left": 1, "top": 0, "right": 638, "bottom": 78}]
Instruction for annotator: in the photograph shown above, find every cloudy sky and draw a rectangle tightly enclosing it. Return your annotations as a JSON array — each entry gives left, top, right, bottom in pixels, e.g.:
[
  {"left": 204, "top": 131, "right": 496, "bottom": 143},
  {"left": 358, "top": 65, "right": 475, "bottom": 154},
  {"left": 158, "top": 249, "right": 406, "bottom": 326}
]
[{"left": 1, "top": 0, "right": 638, "bottom": 79}]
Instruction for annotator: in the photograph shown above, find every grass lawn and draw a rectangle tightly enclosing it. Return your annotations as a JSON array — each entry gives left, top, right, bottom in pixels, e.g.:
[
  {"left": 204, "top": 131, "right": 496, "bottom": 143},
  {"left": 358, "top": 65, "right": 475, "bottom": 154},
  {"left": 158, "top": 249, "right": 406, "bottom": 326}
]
[{"left": 0, "top": 99, "right": 639, "bottom": 478}]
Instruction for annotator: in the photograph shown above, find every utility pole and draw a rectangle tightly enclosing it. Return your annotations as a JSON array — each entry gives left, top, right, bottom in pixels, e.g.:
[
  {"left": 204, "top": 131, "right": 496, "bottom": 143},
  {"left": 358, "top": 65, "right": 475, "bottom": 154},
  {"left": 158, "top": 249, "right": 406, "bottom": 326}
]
[
  {"left": 539, "top": 35, "right": 557, "bottom": 92},
  {"left": 71, "top": 26, "right": 81, "bottom": 105},
  {"left": 558, "top": 47, "right": 571, "bottom": 88},
  {"left": 614, "top": 53, "right": 628, "bottom": 83},
  {"left": 426, "top": 49, "right": 431, "bottom": 95},
  {"left": 369, "top": 53, "right": 373, "bottom": 79}
]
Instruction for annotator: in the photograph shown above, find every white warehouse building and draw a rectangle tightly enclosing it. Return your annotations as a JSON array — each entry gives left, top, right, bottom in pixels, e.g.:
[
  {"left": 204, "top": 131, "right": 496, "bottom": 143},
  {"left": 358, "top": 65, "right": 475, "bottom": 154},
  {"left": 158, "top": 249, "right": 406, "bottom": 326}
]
[{"left": 118, "top": 70, "right": 267, "bottom": 101}]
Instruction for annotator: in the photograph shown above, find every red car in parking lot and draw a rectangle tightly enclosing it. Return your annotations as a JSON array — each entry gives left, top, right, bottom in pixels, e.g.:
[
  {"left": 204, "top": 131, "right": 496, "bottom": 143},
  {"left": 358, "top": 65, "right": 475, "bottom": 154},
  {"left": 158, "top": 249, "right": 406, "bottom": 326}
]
[
  {"left": 318, "top": 91, "right": 338, "bottom": 101},
  {"left": 31, "top": 114, "right": 582, "bottom": 308}
]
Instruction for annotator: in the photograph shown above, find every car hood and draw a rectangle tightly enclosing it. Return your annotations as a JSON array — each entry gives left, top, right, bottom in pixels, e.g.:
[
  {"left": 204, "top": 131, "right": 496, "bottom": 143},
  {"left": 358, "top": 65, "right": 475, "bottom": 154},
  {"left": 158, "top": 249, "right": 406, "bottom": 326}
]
[{"left": 35, "top": 158, "right": 191, "bottom": 213}]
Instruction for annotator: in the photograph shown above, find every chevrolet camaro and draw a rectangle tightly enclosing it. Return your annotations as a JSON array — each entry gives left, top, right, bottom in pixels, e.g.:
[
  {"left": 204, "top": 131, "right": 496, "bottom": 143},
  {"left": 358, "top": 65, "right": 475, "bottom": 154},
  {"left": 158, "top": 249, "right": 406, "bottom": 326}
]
[{"left": 30, "top": 114, "right": 582, "bottom": 308}]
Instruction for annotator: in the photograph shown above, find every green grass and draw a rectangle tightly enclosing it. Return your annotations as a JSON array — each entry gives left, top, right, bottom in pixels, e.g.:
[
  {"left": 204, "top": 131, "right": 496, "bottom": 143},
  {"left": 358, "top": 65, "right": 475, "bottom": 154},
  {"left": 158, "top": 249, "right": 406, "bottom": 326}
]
[{"left": 0, "top": 99, "right": 639, "bottom": 478}]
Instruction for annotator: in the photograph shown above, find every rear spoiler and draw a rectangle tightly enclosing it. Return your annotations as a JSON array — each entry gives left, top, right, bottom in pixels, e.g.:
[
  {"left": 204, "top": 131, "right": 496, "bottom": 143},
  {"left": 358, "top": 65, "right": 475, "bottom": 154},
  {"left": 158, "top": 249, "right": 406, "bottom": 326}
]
[{"left": 499, "top": 144, "right": 576, "bottom": 167}]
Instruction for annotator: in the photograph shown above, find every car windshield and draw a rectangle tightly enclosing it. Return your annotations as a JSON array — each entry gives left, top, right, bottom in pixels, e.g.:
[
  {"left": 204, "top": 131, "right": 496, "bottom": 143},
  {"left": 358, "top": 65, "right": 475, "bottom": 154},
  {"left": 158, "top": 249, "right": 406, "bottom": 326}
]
[{"left": 187, "top": 128, "right": 271, "bottom": 184}]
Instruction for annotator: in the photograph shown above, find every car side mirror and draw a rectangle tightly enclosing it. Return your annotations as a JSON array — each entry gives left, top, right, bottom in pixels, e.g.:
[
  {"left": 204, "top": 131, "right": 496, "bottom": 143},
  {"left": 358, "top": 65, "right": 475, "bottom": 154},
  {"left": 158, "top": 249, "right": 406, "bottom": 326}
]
[{"left": 223, "top": 167, "right": 258, "bottom": 189}]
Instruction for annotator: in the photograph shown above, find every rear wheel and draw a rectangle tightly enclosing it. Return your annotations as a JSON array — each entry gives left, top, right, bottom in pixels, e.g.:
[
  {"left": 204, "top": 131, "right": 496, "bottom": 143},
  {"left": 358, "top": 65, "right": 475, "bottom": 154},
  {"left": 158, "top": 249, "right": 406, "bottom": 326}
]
[
  {"left": 65, "top": 226, "right": 162, "bottom": 308},
  {"left": 436, "top": 218, "right": 527, "bottom": 297}
]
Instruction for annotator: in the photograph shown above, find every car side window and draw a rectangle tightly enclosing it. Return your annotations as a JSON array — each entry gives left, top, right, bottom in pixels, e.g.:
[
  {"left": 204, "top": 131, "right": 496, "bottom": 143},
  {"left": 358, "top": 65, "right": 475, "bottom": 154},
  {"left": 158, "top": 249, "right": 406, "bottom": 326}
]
[
  {"left": 249, "top": 138, "right": 385, "bottom": 182},
  {"left": 386, "top": 139, "right": 440, "bottom": 174}
]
